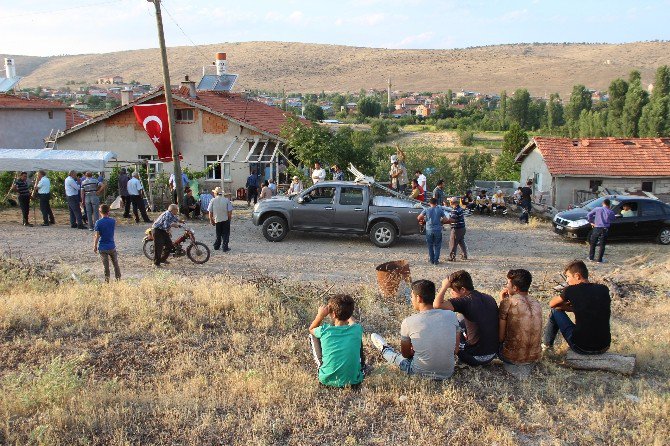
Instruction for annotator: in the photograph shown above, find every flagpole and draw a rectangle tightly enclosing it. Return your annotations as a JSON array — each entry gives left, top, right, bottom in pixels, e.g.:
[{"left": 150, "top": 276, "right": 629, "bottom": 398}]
[{"left": 148, "top": 0, "right": 183, "bottom": 211}]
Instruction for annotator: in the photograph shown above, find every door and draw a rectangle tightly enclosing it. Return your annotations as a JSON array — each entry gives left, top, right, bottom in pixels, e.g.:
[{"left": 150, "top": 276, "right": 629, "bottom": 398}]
[
  {"left": 609, "top": 200, "right": 640, "bottom": 239},
  {"left": 292, "top": 185, "right": 337, "bottom": 230},
  {"left": 638, "top": 201, "right": 666, "bottom": 238},
  {"left": 332, "top": 186, "right": 367, "bottom": 233}
]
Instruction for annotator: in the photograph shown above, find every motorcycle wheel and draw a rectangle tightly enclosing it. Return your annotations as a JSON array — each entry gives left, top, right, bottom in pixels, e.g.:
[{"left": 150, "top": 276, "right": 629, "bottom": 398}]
[
  {"left": 142, "top": 238, "right": 154, "bottom": 260},
  {"left": 187, "top": 242, "right": 210, "bottom": 264}
]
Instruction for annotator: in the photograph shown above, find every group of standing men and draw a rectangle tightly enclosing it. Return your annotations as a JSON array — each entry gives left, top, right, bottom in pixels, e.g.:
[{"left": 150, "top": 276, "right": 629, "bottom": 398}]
[{"left": 10, "top": 170, "right": 54, "bottom": 227}]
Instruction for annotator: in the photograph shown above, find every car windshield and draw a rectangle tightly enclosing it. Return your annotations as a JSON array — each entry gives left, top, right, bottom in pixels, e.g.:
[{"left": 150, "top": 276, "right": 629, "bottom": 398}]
[{"left": 581, "top": 196, "right": 621, "bottom": 211}]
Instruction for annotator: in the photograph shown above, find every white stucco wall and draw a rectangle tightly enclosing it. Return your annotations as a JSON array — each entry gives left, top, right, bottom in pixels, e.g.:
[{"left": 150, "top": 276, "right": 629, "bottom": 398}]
[
  {"left": 55, "top": 108, "right": 280, "bottom": 194},
  {"left": 555, "top": 176, "right": 670, "bottom": 210},
  {"left": 519, "top": 149, "right": 553, "bottom": 200},
  {"left": 0, "top": 109, "right": 67, "bottom": 150}
]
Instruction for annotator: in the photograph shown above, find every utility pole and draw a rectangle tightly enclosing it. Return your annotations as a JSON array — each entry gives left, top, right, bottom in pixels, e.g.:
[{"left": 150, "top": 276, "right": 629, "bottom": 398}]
[{"left": 148, "top": 0, "right": 183, "bottom": 209}]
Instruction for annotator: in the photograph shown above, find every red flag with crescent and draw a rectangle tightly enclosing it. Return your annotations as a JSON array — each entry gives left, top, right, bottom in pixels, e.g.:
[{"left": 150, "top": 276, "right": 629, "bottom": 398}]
[{"left": 133, "top": 102, "right": 181, "bottom": 161}]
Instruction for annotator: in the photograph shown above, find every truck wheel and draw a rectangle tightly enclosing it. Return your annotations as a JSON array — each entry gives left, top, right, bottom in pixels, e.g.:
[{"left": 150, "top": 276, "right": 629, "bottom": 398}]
[
  {"left": 262, "top": 216, "right": 288, "bottom": 242},
  {"left": 658, "top": 227, "right": 670, "bottom": 245},
  {"left": 370, "top": 221, "right": 396, "bottom": 248}
]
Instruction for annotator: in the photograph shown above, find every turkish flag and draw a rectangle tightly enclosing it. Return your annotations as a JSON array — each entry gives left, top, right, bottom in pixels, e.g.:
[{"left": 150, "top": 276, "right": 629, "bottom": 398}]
[{"left": 133, "top": 103, "right": 181, "bottom": 162}]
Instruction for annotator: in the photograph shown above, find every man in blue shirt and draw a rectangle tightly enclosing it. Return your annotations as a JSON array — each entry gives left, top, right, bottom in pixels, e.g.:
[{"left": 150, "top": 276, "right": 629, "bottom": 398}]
[
  {"left": 93, "top": 204, "right": 121, "bottom": 282},
  {"left": 445, "top": 196, "right": 468, "bottom": 261},
  {"left": 418, "top": 198, "right": 447, "bottom": 264},
  {"left": 246, "top": 169, "right": 259, "bottom": 206},
  {"left": 34, "top": 170, "right": 55, "bottom": 226},
  {"left": 587, "top": 198, "right": 616, "bottom": 263}
]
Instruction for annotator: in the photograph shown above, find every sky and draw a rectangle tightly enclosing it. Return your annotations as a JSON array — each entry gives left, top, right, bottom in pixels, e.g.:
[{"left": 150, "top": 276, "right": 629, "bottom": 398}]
[{"left": 0, "top": 0, "right": 669, "bottom": 56}]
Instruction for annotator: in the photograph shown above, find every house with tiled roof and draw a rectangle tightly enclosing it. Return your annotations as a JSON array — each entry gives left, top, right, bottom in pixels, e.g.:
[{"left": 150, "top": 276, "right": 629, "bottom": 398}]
[
  {"left": 0, "top": 93, "right": 69, "bottom": 149},
  {"left": 515, "top": 137, "right": 670, "bottom": 209},
  {"left": 53, "top": 78, "right": 306, "bottom": 194}
]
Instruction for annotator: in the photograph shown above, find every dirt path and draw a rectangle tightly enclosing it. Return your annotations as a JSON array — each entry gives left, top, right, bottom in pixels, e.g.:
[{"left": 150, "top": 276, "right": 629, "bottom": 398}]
[{"left": 1, "top": 206, "right": 665, "bottom": 292}]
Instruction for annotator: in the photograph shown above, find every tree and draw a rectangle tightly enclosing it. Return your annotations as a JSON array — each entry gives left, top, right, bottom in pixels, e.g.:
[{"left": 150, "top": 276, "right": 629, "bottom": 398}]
[
  {"left": 280, "top": 116, "right": 333, "bottom": 165},
  {"left": 639, "top": 66, "right": 670, "bottom": 137},
  {"left": 622, "top": 70, "right": 648, "bottom": 137},
  {"left": 303, "top": 103, "right": 325, "bottom": 122},
  {"left": 455, "top": 151, "right": 493, "bottom": 191},
  {"left": 499, "top": 90, "right": 508, "bottom": 130},
  {"left": 607, "top": 78, "right": 628, "bottom": 136},
  {"left": 502, "top": 123, "right": 529, "bottom": 156},
  {"left": 370, "top": 119, "right": 389, "bottom": 142},
  {"left": 508, "top": 89, "right": 531, "bottom": 129},
  {"left": 357, "top": 96, "right": 381, "bottom": 118},
  {"left": 546, "top": 93, "right": 564, "bottom": 131}
]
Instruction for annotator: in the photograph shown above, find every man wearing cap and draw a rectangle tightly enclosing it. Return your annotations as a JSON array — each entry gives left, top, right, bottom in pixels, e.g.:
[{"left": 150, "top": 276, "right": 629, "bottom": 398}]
[
  {"left": 208, "top": 186, "right": 234, "bottom": 252},
  {"left": 311, "top": 162, "right": 326, "bottom": 185},
  {"left": 288, "top": 176, "right": 303, "bottom": 196},
  {"left": 389, "top": 155, "right": 408, "bottom": 194},
  {"left": 445, "top": 196, "right": 468, "bottom": 261}
]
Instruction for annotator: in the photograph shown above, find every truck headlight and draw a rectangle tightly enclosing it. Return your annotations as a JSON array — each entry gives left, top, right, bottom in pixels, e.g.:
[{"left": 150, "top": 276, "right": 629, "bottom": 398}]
[{"left": 567, "top": 219, "right": 589, "bottom": 228}]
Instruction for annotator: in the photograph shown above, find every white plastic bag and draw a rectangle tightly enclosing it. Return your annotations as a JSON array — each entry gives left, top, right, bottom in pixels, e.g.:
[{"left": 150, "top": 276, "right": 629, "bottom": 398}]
[{"left": 110, "top": 195, "right": 122, "bottom": 210}]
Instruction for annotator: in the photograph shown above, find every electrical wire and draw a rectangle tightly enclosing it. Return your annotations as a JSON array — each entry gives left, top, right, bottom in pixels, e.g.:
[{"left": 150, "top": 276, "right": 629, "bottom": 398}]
[
  {"left": 0, "top": 0, "right": 124, "bottom": 21},
  {"left": 160, "top": 1, "right": 212, "bottom": 66}
]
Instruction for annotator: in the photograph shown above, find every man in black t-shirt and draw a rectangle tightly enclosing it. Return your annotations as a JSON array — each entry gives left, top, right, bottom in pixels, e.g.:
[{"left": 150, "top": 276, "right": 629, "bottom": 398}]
[
  {"left": 434, "top": 270, "right": 499, "bottom": 366},
  {"left": 519, "top": 179, "right": 533, "bottom": 224},
  {"left": 543, "top": 260, "right": 611, "bottom": 354}
]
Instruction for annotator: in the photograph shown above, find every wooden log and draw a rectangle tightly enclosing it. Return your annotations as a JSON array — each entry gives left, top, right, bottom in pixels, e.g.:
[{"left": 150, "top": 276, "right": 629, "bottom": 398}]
[{"left": 564, "top": 350, "right": 636, "bottom": 375}]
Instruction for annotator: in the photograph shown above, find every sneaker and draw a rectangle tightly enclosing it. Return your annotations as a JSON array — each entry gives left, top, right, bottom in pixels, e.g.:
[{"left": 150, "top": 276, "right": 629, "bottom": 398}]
[{"left": 370, "top": 333, "right": 390, "bottom": 352}]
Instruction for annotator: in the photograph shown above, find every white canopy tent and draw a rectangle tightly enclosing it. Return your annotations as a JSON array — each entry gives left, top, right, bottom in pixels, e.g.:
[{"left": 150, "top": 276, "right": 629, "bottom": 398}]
[{"left": 0, "top": 149, "right": 118, "bottom": 172}]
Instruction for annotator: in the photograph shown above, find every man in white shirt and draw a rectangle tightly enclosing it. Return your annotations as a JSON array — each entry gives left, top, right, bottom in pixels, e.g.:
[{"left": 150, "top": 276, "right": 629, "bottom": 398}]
[
  {"left": 208, "top": 186, "right": 234, "bottom": 252},
  {"left": 64, "top": 170, "right": 85, "bottom": 229},
  {"left": 311, "top": 161, "right": 326, "bottom": 185},
  {"left": 415, "top": 170, "right": 427, "bottom": 199},
  {"left": 127, "top": 172, "right": 151, "bottom": 223},
  {"left": 35, "top": 170, "right": 55, "bottom": 226}
]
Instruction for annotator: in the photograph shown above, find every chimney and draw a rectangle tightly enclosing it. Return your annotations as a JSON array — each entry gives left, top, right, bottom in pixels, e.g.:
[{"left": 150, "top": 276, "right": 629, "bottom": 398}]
[
  {"left": 215, "top": 52, "right": 227, "bottom": 75},
  {"left": 181, "top": 75, "right": 197, "bottom": 98},
  {"left": 121, "top": 88, "right": 133, "bottom": 106},
  {"left": 5, "top": 58, "right": 16, "bottom": 79}
]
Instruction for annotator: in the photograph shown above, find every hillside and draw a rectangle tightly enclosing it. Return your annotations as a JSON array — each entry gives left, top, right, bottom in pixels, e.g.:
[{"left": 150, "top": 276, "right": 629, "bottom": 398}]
[{"left": 4, "top": 41, "right": 670, "bottom": 96}]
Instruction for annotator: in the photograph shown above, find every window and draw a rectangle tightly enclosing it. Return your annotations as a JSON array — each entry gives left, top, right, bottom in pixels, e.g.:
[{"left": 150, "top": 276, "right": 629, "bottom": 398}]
[
  {"left": 641, "top": 181, "right": 653, "bottom": 193},
  {"left": 306, "top": 186, "right": 336, "bottom": 204},
  {"left": 339, "top": 187, "right": 364, "bottom": 205},
  {"left": 589, "top": 179, "right": 603, "bottom": 192},
  {"left": 641, "top": 202, "right": 664, "bottom": 216},
  {"left": 205, "top": 155, "right": 231, "bottom": 181},
  {"left": 615, "top": 201, "right": 638, "bottom": 217},
  {"left": 175, "top": 108, "right": 194, "bottom": 122},
  {"left": 138, "top": 155, "right": 163, "bottom": 179},
  {"left": 48, "top": 111, "right": 53, "bottom": 119}
]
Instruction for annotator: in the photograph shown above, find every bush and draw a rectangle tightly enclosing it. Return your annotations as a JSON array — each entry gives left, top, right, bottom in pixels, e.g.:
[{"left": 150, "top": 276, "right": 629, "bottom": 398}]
[
  {"left": 370, "top": 119, "right": 389, "bottom": 142},
  {"left": 458, "top": 129, "right": 475, "bottom": 146}
]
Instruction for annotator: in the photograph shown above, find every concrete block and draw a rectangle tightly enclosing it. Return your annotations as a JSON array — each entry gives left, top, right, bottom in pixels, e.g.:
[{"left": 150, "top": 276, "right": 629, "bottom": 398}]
[{"left": 563, "top": 350, "right": 636, "bottom": 375}]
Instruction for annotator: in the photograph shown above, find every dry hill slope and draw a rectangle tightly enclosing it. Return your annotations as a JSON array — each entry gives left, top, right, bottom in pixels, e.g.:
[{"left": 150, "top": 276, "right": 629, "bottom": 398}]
[{"left": 4, "top": 41, "right": 670, "bottom": 95}]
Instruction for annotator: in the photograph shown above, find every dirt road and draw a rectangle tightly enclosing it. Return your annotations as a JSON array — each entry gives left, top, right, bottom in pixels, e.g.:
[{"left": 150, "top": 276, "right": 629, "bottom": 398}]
[{"left": 1, "top": 206, "right": 665, "bottom": 293}]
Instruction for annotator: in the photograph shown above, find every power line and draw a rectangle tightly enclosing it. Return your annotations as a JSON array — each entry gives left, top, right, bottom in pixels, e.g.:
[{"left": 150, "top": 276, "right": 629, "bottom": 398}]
[
  {"left": 160, "top": 1, "right": 212, "bottom": 66},
  {"left": 0, "top": 0, "right": 124, "bottom": 21}
]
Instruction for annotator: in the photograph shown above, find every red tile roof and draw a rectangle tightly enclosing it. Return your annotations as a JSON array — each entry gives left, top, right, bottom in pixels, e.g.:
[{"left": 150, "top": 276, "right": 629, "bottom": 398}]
[
  {"left": 173, "top": 87, "right": 303, "bottom": 137},
  {"left": 65, "top": 109, "right": 90, "bottom": 129},
  {"left": 0, "top": 93, "right": 68, "bottom": 110},
  {"left": 516, "top": 137, "right": 670, "bottom": 177}
]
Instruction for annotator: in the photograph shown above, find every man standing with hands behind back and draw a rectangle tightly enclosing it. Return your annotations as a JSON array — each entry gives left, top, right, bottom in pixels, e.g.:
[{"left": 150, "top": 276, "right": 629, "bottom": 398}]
[{"left": 208, "top": 186, "right": 233, "bottom": 252}]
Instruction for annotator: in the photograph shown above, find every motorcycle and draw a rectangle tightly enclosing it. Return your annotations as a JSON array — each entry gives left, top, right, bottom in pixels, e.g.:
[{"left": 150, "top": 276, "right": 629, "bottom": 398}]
[{"left": 143, "top": 226, "right": 211, "bottom": 264}]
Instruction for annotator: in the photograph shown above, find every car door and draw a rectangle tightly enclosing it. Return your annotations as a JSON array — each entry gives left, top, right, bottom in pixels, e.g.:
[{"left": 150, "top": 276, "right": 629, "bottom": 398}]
[
  {"left": 292, "top": 185, "right": 337, "bottom": 230},
  {"left": 331, "top": 186, "right": 367, "bottom": 233},
  {"left": 609, "top": 200, "right": 640, "bottom": 239},
  {"left": 638, "top": 201, "right": 666, "bottom": 238}
]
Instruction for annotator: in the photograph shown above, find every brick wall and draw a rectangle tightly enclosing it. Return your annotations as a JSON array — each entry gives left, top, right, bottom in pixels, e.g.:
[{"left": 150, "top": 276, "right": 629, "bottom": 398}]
[
  {"left": 202, "top": 112, "right": 228, "bottom": 134},
  {"left": 106, "top": 108, "right": 140, "bottom": 128}
]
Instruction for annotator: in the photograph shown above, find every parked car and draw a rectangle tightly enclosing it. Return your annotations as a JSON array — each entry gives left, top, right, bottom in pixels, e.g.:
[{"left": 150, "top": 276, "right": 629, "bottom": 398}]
[
  {"left": 251, "top": 181, "right": 425, "bottom": 247},
  {"left": 552, "top": 195, "right": 670, "bottom": 245}
]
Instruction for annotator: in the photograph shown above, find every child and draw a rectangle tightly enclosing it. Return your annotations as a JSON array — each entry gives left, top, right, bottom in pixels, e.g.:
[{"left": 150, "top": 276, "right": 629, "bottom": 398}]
[
  {"left": 308, "top": 294, "right": 365, "bottom": 388},
  {"left": 93, "top": 204, "right": 121, "bottom": 282},
  {"left": 371, "top": 280, "right": 460, "bottom": 379}
]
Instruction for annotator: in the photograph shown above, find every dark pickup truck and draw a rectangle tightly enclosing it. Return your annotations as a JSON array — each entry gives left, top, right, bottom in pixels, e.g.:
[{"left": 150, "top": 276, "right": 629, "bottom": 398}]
[{"left": 251, "top": 181, "right": 426, "bottom": 247}]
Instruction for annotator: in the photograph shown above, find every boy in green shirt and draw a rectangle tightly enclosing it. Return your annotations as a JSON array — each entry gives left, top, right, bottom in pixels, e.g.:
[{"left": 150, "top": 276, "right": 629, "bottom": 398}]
[{"left": 309, "top": 294, "right": 365, "bottom": 387}]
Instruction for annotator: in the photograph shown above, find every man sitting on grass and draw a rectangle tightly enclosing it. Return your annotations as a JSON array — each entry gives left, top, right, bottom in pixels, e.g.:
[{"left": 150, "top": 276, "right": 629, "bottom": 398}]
[
  {"left": 543, "top": 260, "right": 611, "bottom": 354},
  {"left": 309, "top": 294, "right": 365, "bottom": 388},
  {"left": 371, "top": 280, "right": 460, "bottom": 379},
  {"left": 434, "top": 270, "right": 499, "bottom": 366},
  {"left": 498, "top": 269, "right": 542, "bottom": 366},
  {"left": 491, "top": 190, "right": 508, "bottom": 215},
  {"left": 476, "top": 190, "right": 491, "bottom": 215}
]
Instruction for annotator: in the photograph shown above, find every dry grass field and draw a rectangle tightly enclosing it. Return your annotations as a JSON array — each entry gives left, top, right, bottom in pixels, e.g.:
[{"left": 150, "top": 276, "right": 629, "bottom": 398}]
[
  {"left": 0, "top": 219, "right": 669, "bottom": 444},
  {"left": 5, "top": 41, "right": 670, "bottom": 95}
]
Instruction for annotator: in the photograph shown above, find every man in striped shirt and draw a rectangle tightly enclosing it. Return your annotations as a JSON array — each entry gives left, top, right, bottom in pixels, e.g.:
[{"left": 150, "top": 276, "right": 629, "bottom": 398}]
[
  {"left": 151, "top": 204, "right": 184, "bottom": 267},
  {"left": 446, "top": 197, "right": 468, "bottom": 261},
  {"left": 11, "top": 172, "right": 32, "bottom": 226},
  {"left": 81, "top": 172, "right": 104, "bottom": 230}
]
